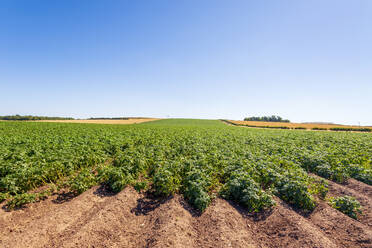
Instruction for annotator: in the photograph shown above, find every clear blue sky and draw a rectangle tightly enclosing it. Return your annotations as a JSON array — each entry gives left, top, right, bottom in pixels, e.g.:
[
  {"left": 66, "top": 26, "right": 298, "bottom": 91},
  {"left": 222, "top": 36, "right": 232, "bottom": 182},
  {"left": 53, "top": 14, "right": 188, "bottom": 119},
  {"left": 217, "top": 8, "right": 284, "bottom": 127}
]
[{"left": 1, "top": 0, "right": 371, "bottom": 125}]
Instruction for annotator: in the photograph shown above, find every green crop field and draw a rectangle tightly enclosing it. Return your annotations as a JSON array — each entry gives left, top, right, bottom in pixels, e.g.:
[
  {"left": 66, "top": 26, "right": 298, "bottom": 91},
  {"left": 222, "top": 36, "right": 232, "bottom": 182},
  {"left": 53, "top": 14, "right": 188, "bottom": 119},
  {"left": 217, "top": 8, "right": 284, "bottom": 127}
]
[{"left": 0, "top": 119, "right": 371, "bottom": 213}]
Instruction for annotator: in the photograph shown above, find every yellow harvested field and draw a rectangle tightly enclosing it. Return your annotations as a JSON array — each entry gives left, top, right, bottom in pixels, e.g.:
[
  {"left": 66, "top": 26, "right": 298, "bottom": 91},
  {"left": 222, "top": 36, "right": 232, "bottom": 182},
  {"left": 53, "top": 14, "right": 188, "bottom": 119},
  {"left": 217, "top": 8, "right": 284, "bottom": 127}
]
[
  {"left": 35, "top": 118, "right": 159, "bottom": 125},
  {"left": 229, "top": 120, "right": 371, "bottom": 129}
]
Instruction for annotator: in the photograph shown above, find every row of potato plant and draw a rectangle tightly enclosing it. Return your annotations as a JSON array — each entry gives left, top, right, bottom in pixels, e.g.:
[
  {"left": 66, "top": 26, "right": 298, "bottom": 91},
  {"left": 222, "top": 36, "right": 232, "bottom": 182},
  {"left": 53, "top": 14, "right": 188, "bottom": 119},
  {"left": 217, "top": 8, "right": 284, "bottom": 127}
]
[{"left": 0, "top": 119, "right": 370, "bottom": 213}]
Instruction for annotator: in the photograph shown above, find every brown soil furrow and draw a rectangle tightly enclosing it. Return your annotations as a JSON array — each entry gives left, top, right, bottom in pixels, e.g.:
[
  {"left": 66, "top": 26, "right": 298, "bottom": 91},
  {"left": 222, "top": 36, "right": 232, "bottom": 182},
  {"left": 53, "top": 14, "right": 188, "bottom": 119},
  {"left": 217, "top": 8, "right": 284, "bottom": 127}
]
[
  {"left": 311, "top": 175, "right": 372, "bottom": 228},
  {"left": 308, "top": 201, "right": 372, "bottom": 247},
  {"left": 0, "top": 187, "right": 109, "bottom": 248},
  {"left": 142, "top": 195, "right": 197, "bottom": 248},
  {"left": 46, "top": 187, "right": 145, "bottom": 248},
  {"left": 240, "top": 199, "right": 338, "bottom": 248},
  {"left": 307, "top": 175, "right": 372, "bottom": 246},
  {"left": 345, "top": 179, "right": 372, "bottom": 199},
  {"left": 1, "top": 187, "right": 371, "bottom": 248},
  {"left": 192, "top": 198, "right": 257, "bottom": 248}
]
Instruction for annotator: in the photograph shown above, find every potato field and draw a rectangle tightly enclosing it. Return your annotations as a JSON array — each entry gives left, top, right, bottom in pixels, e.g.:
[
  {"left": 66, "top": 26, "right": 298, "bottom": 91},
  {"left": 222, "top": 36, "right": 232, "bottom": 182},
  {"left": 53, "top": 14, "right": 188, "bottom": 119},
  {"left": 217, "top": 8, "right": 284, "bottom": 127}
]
[{"left": 0, "top": 119, "right": 371, "bottom": 247}]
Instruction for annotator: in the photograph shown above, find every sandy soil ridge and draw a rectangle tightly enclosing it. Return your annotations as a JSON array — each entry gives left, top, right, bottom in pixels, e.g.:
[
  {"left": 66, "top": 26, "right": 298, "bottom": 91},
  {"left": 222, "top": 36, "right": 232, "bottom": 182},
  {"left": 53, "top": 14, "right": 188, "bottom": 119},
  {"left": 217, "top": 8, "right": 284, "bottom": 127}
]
[{"left": 0, "top": 181, "right": 371, "bottom": 248}]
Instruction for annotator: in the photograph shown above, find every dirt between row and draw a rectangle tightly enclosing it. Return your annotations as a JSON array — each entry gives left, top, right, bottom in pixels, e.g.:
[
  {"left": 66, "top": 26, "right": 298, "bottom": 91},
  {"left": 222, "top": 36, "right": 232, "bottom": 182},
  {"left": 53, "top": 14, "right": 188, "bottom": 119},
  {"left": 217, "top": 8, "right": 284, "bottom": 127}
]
[{"left": 0, "top": 180, "right": 371, "bottom": 248}]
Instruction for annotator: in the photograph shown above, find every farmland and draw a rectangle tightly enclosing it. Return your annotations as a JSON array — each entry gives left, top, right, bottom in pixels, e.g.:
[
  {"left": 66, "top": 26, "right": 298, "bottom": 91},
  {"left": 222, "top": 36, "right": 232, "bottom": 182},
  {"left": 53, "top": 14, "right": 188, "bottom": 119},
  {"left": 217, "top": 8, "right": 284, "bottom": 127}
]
[
  {"left": 0, "top": 119, "right": 371, "bottom": 247},
  {"left": 227, "top": 120, "right": 372, "bottom": 132},
  {"left": 34, "top": 118, "right": 159, "bottom": 125}
]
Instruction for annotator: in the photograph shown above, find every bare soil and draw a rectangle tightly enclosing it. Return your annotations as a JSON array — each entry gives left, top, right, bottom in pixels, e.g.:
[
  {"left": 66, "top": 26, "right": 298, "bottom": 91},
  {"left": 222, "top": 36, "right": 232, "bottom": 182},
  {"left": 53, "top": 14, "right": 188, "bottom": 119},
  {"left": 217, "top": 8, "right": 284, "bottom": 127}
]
[{"left": 1, "top": 180, "right": 371, "bottom": 248}]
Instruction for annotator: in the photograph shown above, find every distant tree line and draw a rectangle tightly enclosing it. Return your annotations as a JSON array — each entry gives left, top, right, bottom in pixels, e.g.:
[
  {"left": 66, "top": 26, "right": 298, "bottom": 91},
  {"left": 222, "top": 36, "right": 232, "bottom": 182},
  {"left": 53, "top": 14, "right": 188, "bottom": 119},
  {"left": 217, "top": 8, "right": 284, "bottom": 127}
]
[
  {"left": 244, "top": 115, "right": 290, "bottom": 123},
  {"left": 0, "top": 115, "right": 74, "bottom": 121}
]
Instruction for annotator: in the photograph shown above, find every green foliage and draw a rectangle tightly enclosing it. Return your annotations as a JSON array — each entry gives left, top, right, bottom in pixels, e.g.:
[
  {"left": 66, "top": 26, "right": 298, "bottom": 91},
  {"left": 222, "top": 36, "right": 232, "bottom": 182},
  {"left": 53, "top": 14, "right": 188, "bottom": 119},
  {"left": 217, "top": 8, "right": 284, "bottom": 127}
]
[
  {"left": 315, "top": 164, "right": 333, "bottom": 179},
  {"left": 0, "top": 119, "right": 371, "bottom": 213},
  {"left": 273, "top": 177, "right": 316, "bottom": 211},
  {"left": 6, "top": 193, "right": 37, "bottom": 209},
  {"left": 182, "top": 169, "right": 213, "bottom": 212},
  {"left": 329, "top": 196, "right": 362, "bottom": 219},
  {"left": 0, "top": 192, "right": 9, "bottom": 203},
  {"left": 133, "top": 181, "right": 149, "bottom": 192},
  {"left": 4, "top": 188, "right": 54, "bottom": 209},
  {"left": 99, "top": 167, "right": 133, "bottom": 193},
  {"left": 309, "top": 179, "right": 328, "bottom": 200},
  {"left": 221, "top": 172, "right": 275, "bottom": 212},
  {"left": 348, "top": 165, "right": 372, "bottom": 185},
  {"left": 68, "top": 168, "right": 97, "bottom": 195},
  {"left": 153, "top": 164, "right": 181, "bottom": 196}
]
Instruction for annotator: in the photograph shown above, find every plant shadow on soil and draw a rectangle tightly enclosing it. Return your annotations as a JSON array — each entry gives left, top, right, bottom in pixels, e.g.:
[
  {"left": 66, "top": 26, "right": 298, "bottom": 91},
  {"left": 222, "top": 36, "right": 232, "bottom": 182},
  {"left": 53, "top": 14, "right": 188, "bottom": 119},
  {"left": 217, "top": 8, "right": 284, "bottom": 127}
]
[
  {"left": 1, "top": 203, "right": 27, "bottom": 212},
  {"left": 131, "top": 192, "right": 173, "bottom": 216},
  {"left": 131, "top": 191, "right": 281, "bottom": 220},
  {"left": 52, "top": 184, "right": 116, "bottom": 204},
  {"left": 52, "top": 191, "right": 76, "bottom": 204},
  {"left": 224, "top": 195, "right": 316, "bottom": 222},
  {"left": 93, "top": 184, "right": 117, "bottom": 198},
  {"left": 130, "top": 189, "right": 212, "bottom": 217},
  {"left": 224, "top": 199, "right": 275, "bottom": 221},
  {"left": 178, "top": 197, "right": 204, "bottom": 217}
]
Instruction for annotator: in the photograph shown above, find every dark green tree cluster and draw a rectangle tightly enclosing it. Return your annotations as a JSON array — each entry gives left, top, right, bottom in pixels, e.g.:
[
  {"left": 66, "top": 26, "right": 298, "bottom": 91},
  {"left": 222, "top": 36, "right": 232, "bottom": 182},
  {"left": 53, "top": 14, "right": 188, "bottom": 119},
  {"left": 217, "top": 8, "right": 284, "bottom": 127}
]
[
  {"left": 244, "top": 115, "right": 290, "bottom": 123},
  {"left": 0, "top": 115, "right": 74, "bottom": 121}
]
